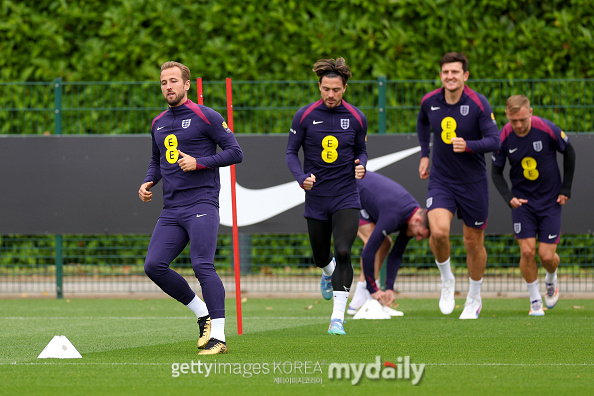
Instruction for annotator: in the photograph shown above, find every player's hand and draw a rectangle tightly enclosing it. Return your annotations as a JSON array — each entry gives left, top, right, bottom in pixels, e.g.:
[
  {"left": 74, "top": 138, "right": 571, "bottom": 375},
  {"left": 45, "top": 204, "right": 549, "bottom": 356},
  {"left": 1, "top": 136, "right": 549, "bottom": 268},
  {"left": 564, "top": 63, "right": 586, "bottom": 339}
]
[
  {"left": 419, "top": 157, "right": 430, "bottom": 179},
  {"left": 557, "top": 194, "right": 569, "bottom": 206},
  {"left": 371, "top": 290, "right": 385, "bottom": 302},
  {"left": 381, "top": 289, "right": 396, "bottom": 307},
  {"left": 138, "top": 181, "right": 153, "bottom": 202},
  {"left": 510, "top": 197, "right": 528, "bottom": 209},
  {"left": 354, "top": 159, "right": 366, "bottom": 179},
  {"left": 302, "top": 174, "right": 316, "bottom": 190},
  {"left": 451, "top": 137, "right": 467, "bottom": 153},
  {"left": 177, "top": 150, "right": 197, "bottom": 172}
]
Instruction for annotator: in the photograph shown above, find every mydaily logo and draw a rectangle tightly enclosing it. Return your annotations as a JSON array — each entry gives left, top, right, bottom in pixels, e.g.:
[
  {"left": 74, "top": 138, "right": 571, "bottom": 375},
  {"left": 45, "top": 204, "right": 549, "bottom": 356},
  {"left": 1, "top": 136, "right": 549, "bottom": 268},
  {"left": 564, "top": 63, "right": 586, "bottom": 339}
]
[
  {"left": 219, "top": 146, "right": 422, "bottom": 227},
  {"left": 328, "top": 355, "right": 425, "bottom": 385}
]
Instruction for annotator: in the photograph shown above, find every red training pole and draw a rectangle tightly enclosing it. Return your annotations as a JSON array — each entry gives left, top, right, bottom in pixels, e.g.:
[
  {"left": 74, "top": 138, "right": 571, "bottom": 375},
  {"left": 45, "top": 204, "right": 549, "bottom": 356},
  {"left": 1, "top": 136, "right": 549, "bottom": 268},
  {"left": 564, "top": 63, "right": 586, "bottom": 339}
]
[
  {"left": 199, "top": 77, "right": 242, "bottom": 335},
  {"left": 196, "top": 78, "right": 203, "bottom": 105},
  {"left": 226, "top": 77, "right": 243, "bottom": 335}
]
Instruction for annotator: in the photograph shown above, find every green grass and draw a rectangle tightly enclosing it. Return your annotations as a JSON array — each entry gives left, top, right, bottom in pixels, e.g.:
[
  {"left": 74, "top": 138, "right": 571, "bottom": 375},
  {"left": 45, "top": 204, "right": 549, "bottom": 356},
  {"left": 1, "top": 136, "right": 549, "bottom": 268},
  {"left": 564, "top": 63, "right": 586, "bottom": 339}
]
[{"left": 1, "top": 298, "right": 592, "bottom": 395}]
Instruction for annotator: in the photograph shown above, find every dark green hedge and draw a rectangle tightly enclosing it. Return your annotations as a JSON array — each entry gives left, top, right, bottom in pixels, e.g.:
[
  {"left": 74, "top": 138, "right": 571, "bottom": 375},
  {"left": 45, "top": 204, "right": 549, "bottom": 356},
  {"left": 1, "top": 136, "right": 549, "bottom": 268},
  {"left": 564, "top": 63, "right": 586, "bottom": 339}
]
[{"left": 2, "top": 0, "right": 594, "bottom": 82}]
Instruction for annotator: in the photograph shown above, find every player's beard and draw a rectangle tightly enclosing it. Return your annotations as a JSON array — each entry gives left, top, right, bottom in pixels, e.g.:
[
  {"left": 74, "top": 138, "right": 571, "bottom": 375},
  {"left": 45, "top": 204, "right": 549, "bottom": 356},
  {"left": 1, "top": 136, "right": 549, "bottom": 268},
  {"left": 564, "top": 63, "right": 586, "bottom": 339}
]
[{"left": 166, "top": 91, "right": 185, "bottom": 107}]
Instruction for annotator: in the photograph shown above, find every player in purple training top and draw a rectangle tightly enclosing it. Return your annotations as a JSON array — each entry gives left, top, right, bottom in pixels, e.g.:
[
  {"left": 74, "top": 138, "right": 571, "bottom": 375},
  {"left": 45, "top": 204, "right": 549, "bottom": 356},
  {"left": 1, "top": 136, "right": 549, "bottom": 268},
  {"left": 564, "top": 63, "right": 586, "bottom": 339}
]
[
  {"left": 417, "top": 52, "right": 500, "bottom": 319},
  {"left": 491, "top": 95, "right": 576, "bottom": 316},
  {"left": 347, "top": 171, "right": 430, "bottom": 316},
  {"left": 138, "top": 61, "right": 243, "bottom": 355},
  {"left": 286, "top": 57, "right": 367, "bottom": 335}
]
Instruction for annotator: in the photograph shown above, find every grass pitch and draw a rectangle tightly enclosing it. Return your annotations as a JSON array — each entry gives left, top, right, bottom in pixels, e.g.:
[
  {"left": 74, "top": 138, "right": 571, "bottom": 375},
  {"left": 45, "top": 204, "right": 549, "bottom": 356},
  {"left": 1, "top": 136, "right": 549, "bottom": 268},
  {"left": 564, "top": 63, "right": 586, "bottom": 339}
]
[{"left": 1, "top": 297, "right": 592, "bottom": 395}]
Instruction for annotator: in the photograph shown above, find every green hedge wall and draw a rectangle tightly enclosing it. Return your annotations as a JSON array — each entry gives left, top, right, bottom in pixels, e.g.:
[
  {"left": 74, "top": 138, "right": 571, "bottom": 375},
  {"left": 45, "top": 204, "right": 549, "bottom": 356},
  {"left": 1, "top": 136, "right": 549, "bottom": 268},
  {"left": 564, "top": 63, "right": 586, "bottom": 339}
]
[{"left": 2, "top": 0, "right": 594, "bottom": 82}]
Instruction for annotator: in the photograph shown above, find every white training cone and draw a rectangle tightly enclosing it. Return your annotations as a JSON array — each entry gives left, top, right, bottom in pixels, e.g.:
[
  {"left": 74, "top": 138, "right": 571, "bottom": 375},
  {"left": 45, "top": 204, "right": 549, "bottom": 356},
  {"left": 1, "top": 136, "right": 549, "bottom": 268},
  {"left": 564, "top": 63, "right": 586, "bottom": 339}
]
[
  {"left": 353, "top": 299, "right": 391, "bottom": 320},
  {"left": 382, "top": 305, "right": 404, "bottom": 317},
  {"left": 38, "top": 336, "right": 82, "bottom": 359}
]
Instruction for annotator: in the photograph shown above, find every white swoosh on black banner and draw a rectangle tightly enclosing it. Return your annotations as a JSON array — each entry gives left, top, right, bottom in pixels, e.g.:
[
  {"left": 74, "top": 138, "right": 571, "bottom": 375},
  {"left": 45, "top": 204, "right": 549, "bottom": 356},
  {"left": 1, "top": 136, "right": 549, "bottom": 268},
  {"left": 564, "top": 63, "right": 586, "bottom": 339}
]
[{"left": 219, "top": 146, "right": 421, "bottom": 227}]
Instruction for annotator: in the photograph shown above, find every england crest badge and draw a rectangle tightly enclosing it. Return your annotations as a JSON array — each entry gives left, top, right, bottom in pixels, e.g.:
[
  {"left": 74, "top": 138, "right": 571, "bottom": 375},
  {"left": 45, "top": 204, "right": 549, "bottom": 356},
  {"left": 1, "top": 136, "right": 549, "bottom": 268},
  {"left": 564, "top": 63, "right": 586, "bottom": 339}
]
[
  {"left": 340, "top": 119, "right": 350, "bottom": 129},
  {"left": 514, "top": 223, "right": 521, "bottom": 234},
  {"left": 182, "top": 119, "right": 191, "bottom": 129},
  {"left": 533, "top": 141, "right": 542, "bottom": 152},
  {"left": 460, "top": 105, "right": 469, "bottom": 116}
]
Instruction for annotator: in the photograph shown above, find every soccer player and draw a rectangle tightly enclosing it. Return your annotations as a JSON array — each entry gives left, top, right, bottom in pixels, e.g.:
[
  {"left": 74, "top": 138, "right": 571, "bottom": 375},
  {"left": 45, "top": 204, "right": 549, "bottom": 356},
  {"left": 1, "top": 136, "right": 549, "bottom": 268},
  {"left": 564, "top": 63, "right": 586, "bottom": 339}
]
[
  {"left": 138, "top": 61, "right": 243, "bottom": 355},
  {"left": 491, "top": 95, "right": 576, "bottom": 316},
  {"left": 348, "top": 171, "right": 430, "bottom": 315},
  {"left": 416, "top": 52, "right": 500, "bottom": 319},
  {"left": 286, "top": 57, "right": 368, "bottom": 335}
]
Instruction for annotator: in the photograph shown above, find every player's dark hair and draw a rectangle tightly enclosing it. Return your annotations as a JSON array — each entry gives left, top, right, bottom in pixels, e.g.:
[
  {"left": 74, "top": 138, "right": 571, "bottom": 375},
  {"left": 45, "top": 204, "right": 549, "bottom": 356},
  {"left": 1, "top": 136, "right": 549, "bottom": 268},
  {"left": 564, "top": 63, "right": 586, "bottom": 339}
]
[
  {"left": 160, "top": 61, "right": 191, "bottom": 83},
  {"left": 312, "top": 58, "right": 352, "bottom": 86},
  {"left": 440, "top": 52, "right": 469, "bottom": 72}
]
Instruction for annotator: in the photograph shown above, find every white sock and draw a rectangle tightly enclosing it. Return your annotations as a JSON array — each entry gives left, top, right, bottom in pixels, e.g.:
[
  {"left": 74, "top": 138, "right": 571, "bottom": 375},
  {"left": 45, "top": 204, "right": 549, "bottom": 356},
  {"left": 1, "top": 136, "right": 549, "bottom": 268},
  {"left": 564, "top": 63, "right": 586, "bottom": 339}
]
[
  {"left": 349, "top": 282, "right": 367, "bottom": 308},
  {"left": 322, "top": 258, "right": 336, "bottom": 277},
  {"left": 467, "top": 277, "right": 482, "bottom": 302},
  {"left": 545, "top": 269, "right": 557, "bottom": 284},
  {"left": 331, "top": 291, "right": 349, "bottom": 321},
  {"left": 186, "top": 295, "right": 209, "bottom": 318},
  {"left": 436, "top": 258, "right": 454, "bottom": 282},
  {"left": 210, "top": 318, "right": 225, "bottom": 342},
  {"left": 526, "top": 280, "right": 541, "bottom": 302}
]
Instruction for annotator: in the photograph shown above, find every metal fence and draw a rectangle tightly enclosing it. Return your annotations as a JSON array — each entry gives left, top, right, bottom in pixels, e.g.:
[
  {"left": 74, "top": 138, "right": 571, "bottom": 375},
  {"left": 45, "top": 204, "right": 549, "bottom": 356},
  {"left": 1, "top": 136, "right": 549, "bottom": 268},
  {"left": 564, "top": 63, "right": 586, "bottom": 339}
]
[
  {"left": 2, "top": 78, "right": 594, "bottom": 135},
  {"left": 1, "top": 79, "right": 593, "bottom": 297},
  {"left": 1, "top": 233, "right": 592, "bottom": 297}
]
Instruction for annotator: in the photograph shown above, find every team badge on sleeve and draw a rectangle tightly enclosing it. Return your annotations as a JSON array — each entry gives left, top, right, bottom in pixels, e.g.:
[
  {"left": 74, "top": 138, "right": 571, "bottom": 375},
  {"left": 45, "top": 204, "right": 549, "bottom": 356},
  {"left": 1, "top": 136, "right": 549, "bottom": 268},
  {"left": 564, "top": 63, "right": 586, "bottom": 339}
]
[
  {"left": 533, "top": 141, "right": 543, "bottom": 152},
  {"left": 460, "top": 105, "right": 469, "bottom": 116},
  {"left": 561, "top": 131, "right": 568, "bottom": 142},
  {"left": 426, "top": 197, "right": 433, "bottom": 208},
  {"left": 222, "top": 121, "right": 233, "bottom": 134},
  {"left": 340, "top": 119, "right": 350, "bottom": 129},
  {"left": 182, "top": 119, "right": 191, "bottom": 129}
]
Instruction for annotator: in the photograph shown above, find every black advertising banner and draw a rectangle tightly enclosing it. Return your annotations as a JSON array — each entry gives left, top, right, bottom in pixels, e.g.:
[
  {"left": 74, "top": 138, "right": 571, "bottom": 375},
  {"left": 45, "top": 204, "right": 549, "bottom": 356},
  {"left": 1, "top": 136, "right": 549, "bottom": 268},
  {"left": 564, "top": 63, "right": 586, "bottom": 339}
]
[{"left": 0, "top": 134, "right": 591, "bottom": 234}]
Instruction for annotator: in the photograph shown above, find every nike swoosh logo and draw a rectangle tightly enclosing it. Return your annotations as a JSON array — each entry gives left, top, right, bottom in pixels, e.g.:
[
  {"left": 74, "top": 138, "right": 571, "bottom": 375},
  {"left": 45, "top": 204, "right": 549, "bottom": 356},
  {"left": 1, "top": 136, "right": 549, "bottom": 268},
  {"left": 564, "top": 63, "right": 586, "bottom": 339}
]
[
  {"left": 475, "top": 221, "right": 485, "bottom": 226},
  {"left": 157, "top": 126, "right": 164, "bottom": 131},
  {"left": 219, "top": 146, "right": 421, "bottom": 227},
  {"left": 313, "top": 120, "right": 323, "bottom": 124},
  {"left": 431, "top": 106, "right": 440, "bottom": 111},
  {"left": 196, "top": 214, "right": 207, "bottom": 218},
  {"left": 509, "top": 148, "right": 518, "bottom": 153},
  {"left": 548, "top": 234, "right": 558, "bottom": 239}
]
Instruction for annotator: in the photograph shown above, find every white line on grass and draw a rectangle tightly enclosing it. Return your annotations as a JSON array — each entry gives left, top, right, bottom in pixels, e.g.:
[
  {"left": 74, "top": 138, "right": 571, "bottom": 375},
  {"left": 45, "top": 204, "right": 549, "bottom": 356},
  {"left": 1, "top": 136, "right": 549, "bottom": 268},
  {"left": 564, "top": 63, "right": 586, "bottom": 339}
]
[{"left": 2, "top": 362, "right": 593, "bottom": 367}]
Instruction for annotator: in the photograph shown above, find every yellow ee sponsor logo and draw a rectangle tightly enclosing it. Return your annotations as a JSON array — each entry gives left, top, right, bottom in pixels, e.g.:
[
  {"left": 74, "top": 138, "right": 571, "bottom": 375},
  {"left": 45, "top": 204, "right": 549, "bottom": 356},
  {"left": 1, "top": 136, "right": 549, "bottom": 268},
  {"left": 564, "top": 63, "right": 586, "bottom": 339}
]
[
  {"left": 164, "top": 134, "right": 179, "bottom": 164},
  {"left": 521, "top": 156, "right": 539, "bottom": 180},
  {"left": 441, "top": 117, "right": 457, "bottom": 144},
  {"left": 321, "top": 135, "right": 339, "bottom": 163}
]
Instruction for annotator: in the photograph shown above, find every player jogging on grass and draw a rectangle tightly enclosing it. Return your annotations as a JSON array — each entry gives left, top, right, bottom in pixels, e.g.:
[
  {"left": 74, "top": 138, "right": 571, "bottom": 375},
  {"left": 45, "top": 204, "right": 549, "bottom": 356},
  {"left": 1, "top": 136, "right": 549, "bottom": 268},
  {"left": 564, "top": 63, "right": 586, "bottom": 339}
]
[
  {"left": 286, "top": 57, "right": 367, "bottom": 335},
  {"left": 348, "top": 171, "right": 430, "bottom": 316},
  {"left": 491, "top": 95, "right": 576, "bottom": 316},
  {"left": 417, "top": 52, "right": 500, "bottom": 319},
  {"left": 138, "top": 61, "right": 243, "bottom": 355}
]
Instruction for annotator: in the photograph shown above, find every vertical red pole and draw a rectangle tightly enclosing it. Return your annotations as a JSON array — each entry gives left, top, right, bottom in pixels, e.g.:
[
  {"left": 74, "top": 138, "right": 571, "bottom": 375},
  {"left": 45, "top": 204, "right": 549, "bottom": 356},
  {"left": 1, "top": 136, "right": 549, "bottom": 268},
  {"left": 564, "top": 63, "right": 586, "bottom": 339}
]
[
  {"left": 200, "top": 77, "right": 242, "bottom": 335},
  {"left": 196, "top": 78, "right": 203, "bottom": 105},
  {"left": 226, "top": 78, "right": 243, "bottom": 335}
]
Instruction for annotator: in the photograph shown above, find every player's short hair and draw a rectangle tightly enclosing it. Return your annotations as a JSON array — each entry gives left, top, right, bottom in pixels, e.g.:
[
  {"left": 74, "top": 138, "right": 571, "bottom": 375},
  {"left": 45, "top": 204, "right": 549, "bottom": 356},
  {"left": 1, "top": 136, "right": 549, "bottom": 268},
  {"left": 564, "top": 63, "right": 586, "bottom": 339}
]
[
  {"left": 440, "top": 52, "right": 469, "bottom": 72},
  {"left": 160, "top": 61, "right": 191, "bottom": 83},
  {"left": 312, "top": 57, "right": 352, "bottom": 86},
  {"left": 418, "top": 209, "right": 430, "bottom": 235},
  {"left": 506, "top": 95, "right": 531, "bottom": 114}
]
